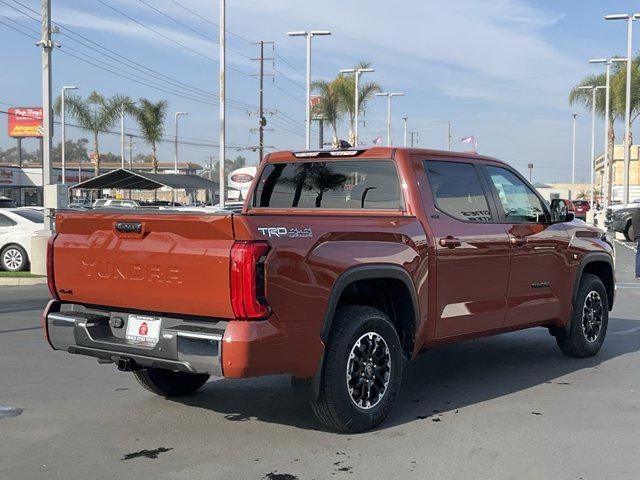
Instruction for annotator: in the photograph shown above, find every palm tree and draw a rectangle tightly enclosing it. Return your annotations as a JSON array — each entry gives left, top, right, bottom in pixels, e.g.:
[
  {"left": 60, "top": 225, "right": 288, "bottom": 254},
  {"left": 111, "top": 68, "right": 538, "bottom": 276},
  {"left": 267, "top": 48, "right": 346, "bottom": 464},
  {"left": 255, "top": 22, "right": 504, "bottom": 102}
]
[
  {"left": 336, "top": 62, "right": 381, "bottom": 145},
  {"left": 132, "top": 98, "right": 168, "bottom": 173},
  {"left": 311, "top": 79, "right": 342, "bottom": 146},
  {"left": 54, "top": 91, "right": 119, "bottom": 177}
]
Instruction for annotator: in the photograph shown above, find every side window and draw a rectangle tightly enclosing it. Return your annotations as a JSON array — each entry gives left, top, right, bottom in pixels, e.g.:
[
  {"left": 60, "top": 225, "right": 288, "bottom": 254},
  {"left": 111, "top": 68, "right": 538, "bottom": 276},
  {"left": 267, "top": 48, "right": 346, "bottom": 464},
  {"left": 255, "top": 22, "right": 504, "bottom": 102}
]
[
  {"left": 485, "top": 166, "right": 548, "bottom": 223},
  {"left": 424, "top": 160, "right": 493, "bottom": 222},
  {"left": 0, "top": 214, "right": 17, "bottom": 227}
]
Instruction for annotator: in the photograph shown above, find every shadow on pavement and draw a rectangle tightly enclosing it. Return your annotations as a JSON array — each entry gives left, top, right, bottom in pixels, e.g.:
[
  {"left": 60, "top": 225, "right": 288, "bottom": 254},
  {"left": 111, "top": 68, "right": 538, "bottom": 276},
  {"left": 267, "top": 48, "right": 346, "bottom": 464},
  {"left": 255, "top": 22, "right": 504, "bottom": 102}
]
[{"left": 172, "top": 316, "right": 640, "bottom": 432}]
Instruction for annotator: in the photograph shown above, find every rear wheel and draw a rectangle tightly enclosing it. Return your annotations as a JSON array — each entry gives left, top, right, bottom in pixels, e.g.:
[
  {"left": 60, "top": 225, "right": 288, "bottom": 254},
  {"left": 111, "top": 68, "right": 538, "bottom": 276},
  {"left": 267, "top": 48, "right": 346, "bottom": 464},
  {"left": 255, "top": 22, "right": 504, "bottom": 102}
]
[
  {"left": 556, "top": 273, "right": 609, "bottom": 358},
  {"left": 1, "top": 245, "right": 28, "bottom": 271},
  {"left": 133, "top": 368, "right": 209, "bottom": 397},
  {"left": 311, "top": 306, "right": 404, "bottom": 433},
  {"left": 624, "top": 221, "right": 635, "bottom": 242}
]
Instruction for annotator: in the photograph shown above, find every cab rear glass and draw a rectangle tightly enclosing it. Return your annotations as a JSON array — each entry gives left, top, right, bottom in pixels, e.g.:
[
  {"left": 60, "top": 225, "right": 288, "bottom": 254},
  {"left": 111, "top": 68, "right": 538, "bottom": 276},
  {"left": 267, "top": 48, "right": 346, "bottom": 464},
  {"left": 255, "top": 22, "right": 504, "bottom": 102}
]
[{"left": 251, "top": 160, "right": 405, "bottom": 210}]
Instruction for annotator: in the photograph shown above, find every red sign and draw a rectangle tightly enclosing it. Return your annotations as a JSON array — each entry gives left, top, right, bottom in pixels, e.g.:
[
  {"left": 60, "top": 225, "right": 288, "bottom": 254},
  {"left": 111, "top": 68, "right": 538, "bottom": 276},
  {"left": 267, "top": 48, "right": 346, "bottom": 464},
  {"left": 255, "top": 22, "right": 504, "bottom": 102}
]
[
  {"left": 309, "top": 95, "right": 321, "bottom": 109},
  {"left": 8, "top": 107, "right": 44, "bottom": 138},
  {"left": 138, "top": 322, "right": 148, "bottom": 336},
  {"left": 230, "top": 173, "right": 253, "bottom": 184}
]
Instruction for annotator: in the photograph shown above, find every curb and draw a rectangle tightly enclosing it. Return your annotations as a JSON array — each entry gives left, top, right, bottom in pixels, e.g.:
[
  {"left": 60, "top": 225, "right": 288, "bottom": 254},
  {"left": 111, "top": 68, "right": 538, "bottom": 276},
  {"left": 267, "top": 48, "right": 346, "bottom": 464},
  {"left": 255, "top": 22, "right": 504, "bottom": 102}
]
[
  {"left": 614, "top": 238, "right": 638, "bottom": 253},
  {"left": 0, "top": 277, "right": 47, "bottom": 286}
]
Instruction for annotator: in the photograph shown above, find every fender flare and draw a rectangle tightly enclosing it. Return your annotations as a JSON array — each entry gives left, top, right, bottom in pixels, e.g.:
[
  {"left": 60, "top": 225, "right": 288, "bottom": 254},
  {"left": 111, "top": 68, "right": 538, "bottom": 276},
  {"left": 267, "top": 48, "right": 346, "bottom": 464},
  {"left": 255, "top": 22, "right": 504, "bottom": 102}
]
[
  {"left": 572, "top": 252, "right": 615, "bottom": 309},
  {"left": 320, "top": 264, "right": 420, "bottom": 344}
]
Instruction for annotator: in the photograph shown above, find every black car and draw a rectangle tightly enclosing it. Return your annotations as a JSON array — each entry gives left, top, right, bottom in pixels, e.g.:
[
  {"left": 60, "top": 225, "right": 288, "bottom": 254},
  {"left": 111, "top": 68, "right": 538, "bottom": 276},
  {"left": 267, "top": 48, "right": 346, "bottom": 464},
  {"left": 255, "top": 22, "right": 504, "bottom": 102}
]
[
  {"left": 609, "top": 206, "right": 639, "bottom": 241},
  {"left": 0, "top": 197, "right": 17, "bottom": 208}
]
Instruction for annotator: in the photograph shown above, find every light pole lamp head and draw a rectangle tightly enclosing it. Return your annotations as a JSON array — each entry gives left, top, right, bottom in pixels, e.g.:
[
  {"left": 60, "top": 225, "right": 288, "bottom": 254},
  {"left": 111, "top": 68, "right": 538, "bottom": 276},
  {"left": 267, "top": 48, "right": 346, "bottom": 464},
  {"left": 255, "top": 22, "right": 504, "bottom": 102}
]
[
  {"left": 62, "top": 86, "right": 78, "bottom": 92},
  {"left": 375, "top": 92, "right": 388, "bottom": 97},
  {"left": 578, "top": 85, "right": 594, "bottom": 90},
  {"left": 389, "top": 93, "right": 404, "bottom": 97},
  {"left": 611, "top": 57, "right": 628, "bottom": 63},
  {"left": 309, "top": 30, "right": 331, "bottom": 36},
  {"left": 605, "top": 13, "right": 630, "bottom": 20},
  {"left": 286, "top": 31, "right": 307, "bottom": 37},
  {"left": 339, "top": 68, "right": 356, "bottom": 74},
  {"left": 358, "top": 68, "right": 374, "bottom": 73}
]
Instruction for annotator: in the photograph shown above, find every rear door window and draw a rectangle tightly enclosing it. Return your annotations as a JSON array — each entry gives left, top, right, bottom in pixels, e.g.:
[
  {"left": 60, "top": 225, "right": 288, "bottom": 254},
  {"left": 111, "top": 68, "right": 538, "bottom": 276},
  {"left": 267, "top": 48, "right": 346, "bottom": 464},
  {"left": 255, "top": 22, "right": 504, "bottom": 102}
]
[
  {"left": 0, "top": 213, "right": 17, "bottom": 227},
  {"left": 252, "top": 160, "right": 404, "bottom": 210},
  {"left": 425, "top": 160, "right": 493, "bottom": 222}
]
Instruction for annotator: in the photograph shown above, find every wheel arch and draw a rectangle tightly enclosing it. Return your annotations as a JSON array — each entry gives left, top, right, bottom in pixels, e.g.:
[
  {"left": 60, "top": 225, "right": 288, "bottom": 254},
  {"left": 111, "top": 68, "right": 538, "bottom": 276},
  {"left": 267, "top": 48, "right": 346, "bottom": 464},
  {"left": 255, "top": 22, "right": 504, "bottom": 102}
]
[
  {"left": 320, "top": 264, "right": 419, "bottom": 359},
  {"left": 573, "top": 253, "right": 615, "bottom": 311}
]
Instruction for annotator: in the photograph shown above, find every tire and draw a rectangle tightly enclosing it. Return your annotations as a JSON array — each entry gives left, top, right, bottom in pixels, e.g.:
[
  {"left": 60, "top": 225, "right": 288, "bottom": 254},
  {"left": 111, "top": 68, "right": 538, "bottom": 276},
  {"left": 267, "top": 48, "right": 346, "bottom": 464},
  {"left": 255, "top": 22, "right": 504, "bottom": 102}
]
[
  {"left": 556, "top": 273, "right": 609, "bottom": 358},
  {"left": 624, "top": 221, "right": 634, "bottom": 242},
  {"left": 1, "top": 245, "right": 28, "bottom": 272},
  {"left": 311, "top": 306, "right": 404, "bottom": 433},
  {"left": 133, "top": 368, "right": 209, "bottom": 397}
]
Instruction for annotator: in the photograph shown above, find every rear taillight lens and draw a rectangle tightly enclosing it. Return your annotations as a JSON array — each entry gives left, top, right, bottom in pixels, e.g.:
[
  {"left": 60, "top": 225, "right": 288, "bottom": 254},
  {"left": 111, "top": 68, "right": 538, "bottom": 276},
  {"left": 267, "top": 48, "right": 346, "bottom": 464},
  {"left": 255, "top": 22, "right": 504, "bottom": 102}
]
[
  {"left": 230, "top": 241, "right": 271, "bottom": 319},
  {"left": 47, "top": 234, "right": 59, "bottom": 301}
]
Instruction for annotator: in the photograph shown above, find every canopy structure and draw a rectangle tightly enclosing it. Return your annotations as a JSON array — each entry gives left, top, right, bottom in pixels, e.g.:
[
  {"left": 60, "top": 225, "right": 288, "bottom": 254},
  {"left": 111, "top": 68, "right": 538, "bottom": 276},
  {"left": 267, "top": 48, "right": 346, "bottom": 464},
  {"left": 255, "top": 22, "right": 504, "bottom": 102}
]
[{"left": 69, "top": 168, "right": 219, "bottom": 191}]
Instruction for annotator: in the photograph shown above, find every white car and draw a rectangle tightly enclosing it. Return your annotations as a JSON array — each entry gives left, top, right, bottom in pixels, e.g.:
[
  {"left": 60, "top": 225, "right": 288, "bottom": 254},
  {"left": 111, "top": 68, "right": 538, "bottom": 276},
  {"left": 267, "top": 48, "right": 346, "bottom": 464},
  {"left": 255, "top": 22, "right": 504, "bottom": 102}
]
[
  {"left": 0, "top": 208, "right": 44, "bottom": 271},
  {"left": 92, "top": 199, "right": 141, "bottom": 208}
]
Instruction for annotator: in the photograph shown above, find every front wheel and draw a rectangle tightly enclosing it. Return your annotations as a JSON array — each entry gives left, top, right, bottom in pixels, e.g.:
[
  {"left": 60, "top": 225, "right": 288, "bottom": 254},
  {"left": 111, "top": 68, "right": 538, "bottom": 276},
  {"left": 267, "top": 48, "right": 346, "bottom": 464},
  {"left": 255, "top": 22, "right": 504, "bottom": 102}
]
[
  {"left": 133, "top": 368, "right": 209, "bottom": 397},
  {"left": 625, "top": 222, "right": 635, "bottom": 242},
  {"left": 311, "top": 306, "right": 404, "bottom": 433},
  {"left": 556, "top": 273, "right": 609, "bottom": 358}
]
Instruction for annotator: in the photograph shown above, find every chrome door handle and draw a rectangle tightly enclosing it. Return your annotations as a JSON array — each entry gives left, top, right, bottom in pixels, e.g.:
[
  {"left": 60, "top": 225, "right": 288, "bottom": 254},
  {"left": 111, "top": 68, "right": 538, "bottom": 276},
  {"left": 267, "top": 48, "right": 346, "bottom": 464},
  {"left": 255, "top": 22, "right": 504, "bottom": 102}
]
[
  {"left": 439, "top": 236, "right": 462, "bottom": 249},
  {"left": 509, "top": 236, "right": 527, "bottom": 247}
]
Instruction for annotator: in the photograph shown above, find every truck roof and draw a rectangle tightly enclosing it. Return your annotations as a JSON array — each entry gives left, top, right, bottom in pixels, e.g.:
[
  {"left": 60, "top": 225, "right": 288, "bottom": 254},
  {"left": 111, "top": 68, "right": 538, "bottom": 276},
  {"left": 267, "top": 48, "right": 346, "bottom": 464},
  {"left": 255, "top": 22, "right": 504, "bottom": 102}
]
[{"left": 265, "top": 147, "right": 508, "bottom": 165}]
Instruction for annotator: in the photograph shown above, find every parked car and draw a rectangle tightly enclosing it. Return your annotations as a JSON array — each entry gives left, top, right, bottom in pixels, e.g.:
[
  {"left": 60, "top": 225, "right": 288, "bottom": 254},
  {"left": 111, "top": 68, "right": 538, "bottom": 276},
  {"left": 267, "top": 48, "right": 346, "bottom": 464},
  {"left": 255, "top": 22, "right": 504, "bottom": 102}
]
[
  {"left": 0, "top": 208, "right": 44, "bottom": 271},
  {"left": 608, "top": 205, "right": 639, "bottom": 241},
  {"left": 92, "top": 198, "right": 141, "bottom": 209},
  {"left": 0, "top": 197, "right": 17, "bottom": 208},
  {"left": 43, "top": 147, "right": 615, "bottom": 433},
  {"left": 68, "top": 199, "right": 92, "bottom": 209},
  {"left": 571, "top": 200, "right": 590, "bottom": 220}
]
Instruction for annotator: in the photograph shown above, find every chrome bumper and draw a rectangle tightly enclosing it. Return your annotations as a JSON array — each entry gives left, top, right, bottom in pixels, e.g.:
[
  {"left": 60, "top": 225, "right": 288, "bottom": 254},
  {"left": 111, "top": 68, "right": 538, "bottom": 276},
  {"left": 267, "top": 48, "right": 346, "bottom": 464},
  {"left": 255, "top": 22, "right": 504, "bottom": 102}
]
[{"left": 44, "top": 301, "right": 225, "bottom": 377}]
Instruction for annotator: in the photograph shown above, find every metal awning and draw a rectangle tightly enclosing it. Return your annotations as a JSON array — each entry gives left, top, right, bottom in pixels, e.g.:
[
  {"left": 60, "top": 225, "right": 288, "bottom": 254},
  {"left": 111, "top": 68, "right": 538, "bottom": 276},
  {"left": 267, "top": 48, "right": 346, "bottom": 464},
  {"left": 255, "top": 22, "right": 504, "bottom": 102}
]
[{"left": 69, "top": 169, "right": 219, "bottom": 191}]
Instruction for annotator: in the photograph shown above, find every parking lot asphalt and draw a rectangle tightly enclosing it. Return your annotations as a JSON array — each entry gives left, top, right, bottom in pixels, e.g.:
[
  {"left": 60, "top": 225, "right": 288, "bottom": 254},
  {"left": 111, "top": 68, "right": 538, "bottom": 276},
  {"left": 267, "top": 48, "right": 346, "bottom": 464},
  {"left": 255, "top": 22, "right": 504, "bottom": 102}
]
[{"left": 1, "top": 245, "right": 639, "bottom": 480}]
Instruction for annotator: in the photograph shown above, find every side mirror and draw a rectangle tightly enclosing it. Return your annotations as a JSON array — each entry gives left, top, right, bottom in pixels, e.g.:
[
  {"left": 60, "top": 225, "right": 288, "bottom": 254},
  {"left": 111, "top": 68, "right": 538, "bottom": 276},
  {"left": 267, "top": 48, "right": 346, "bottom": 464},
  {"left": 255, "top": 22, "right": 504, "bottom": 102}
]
[{"left": 550, "top": 199, "right": 575, "bottom": 223}]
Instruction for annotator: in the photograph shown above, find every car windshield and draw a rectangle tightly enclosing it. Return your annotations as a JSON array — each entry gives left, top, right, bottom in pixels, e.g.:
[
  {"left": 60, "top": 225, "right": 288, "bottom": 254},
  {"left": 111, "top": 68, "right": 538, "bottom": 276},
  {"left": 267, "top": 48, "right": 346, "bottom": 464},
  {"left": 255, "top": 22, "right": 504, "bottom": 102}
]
[{"left": 12, "top": 209, "right": 44, "bottom": 223}]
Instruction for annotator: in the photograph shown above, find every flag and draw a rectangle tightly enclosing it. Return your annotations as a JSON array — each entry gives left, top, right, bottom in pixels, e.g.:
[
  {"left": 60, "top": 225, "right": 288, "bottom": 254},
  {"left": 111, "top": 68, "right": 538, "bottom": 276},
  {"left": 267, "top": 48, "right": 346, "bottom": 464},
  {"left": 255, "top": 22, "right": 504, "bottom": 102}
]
[
  {"left": 373, "top": 136, "right": 382, "bottom": 145},
  {"left": 460, "top": 135, "right": 478, "bottom": 151}
]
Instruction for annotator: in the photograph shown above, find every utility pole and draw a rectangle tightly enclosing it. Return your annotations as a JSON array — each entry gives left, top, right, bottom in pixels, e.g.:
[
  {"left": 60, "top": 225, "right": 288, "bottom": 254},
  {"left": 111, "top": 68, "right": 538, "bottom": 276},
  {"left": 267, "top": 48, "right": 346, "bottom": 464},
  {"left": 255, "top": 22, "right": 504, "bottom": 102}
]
[
  {"left": 219, "top": 0, "right": 226, "bottom": 208},
  {"left": 251, "top": 40, "right": 275, "bottom": 162},
  {"left": 447, "top": 121, "right": 452, "bottom": 150},
  {"left": 127, "top": 134, "right": 133, "bottom": 169},
  {"left": 408, "top": 131, "right": 419, "bottom": 147},
  {"left": 39, "top": 0, "right": 53, "bottom": 231},
  {"left": 402, "top": 116, "right": 408, "bottom": 147},
  {"left": 571, "top": 113, "right": 578, "bottom": 186}
]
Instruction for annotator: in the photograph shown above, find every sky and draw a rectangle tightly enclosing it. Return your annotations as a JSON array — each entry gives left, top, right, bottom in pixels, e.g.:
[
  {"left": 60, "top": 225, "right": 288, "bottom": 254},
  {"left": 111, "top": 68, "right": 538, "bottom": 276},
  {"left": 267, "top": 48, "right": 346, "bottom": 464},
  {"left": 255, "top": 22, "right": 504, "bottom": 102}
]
[{"left": 0, "top": 0, "right": 639, "bottom": 183}]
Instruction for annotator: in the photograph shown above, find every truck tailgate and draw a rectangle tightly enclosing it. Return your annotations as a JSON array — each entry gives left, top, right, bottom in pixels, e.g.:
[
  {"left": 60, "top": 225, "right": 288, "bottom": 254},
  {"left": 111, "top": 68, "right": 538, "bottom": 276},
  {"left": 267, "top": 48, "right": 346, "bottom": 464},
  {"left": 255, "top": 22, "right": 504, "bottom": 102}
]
[{"left": 52, "top": 211, "right": 236, "bottom": 318}]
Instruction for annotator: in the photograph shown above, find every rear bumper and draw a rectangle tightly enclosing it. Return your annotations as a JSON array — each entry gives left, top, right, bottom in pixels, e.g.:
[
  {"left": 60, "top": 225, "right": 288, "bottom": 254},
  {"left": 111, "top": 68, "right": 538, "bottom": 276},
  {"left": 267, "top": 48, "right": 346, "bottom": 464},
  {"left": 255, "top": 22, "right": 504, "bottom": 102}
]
[
  {"left": 44, "top": 301, "right": 224, "bottom": 376},
  {"left": 43, "top": 301, "right": 324, "bottom": 379}
]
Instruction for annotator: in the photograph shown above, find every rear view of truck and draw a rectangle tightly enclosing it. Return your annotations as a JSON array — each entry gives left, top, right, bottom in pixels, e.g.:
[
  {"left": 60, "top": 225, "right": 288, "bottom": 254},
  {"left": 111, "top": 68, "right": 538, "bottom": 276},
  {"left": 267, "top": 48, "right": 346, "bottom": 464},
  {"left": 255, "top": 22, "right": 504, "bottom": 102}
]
[{"left": 44, "top": 209, "right": 273, "bottom": 392}]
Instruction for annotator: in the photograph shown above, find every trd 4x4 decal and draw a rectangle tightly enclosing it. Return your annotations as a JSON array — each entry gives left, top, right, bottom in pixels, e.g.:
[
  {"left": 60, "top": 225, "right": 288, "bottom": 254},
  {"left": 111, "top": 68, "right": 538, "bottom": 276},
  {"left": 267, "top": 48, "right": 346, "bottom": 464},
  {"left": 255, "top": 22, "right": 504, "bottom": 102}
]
[{"left": 257, "top": 227, "right": 313, "bottom": 238}]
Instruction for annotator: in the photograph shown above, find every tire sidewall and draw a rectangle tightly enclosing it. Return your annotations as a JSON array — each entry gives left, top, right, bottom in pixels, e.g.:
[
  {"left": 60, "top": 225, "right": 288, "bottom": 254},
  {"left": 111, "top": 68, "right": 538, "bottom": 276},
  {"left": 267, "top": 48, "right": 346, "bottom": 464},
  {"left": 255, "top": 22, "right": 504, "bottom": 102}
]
[
  {"left": 572, "top": 275, "right": 609, "bottom": 355},
  {"left": 323, "top": 307, "right": 404, "bottom": 432},
  {"left": 1, "top": 245, "right": 27, "bottom": 272}
]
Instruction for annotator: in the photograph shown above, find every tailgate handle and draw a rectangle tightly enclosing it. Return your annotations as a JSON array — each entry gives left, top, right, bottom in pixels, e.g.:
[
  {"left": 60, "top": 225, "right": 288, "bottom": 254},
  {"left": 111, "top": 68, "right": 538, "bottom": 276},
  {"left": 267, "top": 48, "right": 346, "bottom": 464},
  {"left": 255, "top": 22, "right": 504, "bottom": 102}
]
[{"left": 114, "top": 221, "right": 145, "bottom": 238}]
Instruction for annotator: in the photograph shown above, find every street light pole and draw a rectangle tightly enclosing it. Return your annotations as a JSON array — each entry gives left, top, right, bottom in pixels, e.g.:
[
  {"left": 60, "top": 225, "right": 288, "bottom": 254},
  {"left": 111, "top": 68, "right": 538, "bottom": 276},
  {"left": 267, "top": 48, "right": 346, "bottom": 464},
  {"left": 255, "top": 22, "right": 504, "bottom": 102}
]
[
  {"left": 287, "top": 30, "right": 331, "bottom": 149},
  {"left": 605, "top": 13, "right": 640, "bottom": 204},
  {"left": 578, "top": 85, "right": 606, "bottom": 212},
  {"left": 60, "top": 86, "right": 77, "bottom": 185},
  {"left": 589, "top": 58, "right": 614, "bottom": 209},
  {"left": 571, "top": 113, "right": 578, "bottom": 187},
  {"left": 219, "top": 0, "right": 226, "bottom": 209},
  {"left": 339, "top": 67, "right": 374, "bottom": 147},
  {"left": 375, "top": 92, "right": 404, "bottom": 146},
  {"left": 39, "top": 0, "right": 53, "bottom": 232},
  {"left": 174, "top": 112, "right": 188, "bottom": 173},
  {"left": 402, "top": 116, "right": 408, "bottom": 147}
]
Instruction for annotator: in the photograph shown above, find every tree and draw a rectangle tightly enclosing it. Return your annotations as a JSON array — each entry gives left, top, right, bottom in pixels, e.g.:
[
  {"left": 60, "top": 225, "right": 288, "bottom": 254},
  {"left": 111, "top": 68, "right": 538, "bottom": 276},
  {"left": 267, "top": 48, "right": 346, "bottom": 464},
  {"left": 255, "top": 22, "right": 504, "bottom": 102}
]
[
  {"left": 132, "top": 98, "right": 168, "bottom": 174},
  {"left": 52, "top": 138, "right": 90, "bottom": 164},
  {"left": 311, "top": 79, "right": 342, "bottom": 145},
  {"left": 212, "top": 155, "right": 247, "bottom": 180},
  {"left": 335, "top": 62, "right": 381, "bottom": 145},
  {"left": 54, "top": 91, "right": 119, "bottom": 177}
]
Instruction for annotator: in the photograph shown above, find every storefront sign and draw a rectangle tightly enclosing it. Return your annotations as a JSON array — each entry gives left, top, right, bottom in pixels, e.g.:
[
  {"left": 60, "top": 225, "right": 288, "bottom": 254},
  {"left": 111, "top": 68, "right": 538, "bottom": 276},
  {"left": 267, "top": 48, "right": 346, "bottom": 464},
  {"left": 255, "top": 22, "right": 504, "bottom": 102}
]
[{"left": 8, "top": 107, "right": 44, "bottom": 138}]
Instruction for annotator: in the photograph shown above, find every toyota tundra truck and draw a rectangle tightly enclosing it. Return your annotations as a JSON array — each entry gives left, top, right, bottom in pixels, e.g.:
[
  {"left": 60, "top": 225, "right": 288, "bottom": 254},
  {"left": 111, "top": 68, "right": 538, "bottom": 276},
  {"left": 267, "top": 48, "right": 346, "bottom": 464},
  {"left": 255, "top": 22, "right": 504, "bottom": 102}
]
[{"left": 43, "top": 147, "right": 615, "bottom": 433}]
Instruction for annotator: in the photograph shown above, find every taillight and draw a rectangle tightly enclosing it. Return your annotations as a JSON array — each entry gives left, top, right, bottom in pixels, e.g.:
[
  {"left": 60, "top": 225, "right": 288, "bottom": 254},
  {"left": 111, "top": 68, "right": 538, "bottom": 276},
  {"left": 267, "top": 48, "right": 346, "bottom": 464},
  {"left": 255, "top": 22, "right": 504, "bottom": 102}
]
[
  {"left": 230, "top": 241, "right": 270, "bottom": 319},
  {"left": 47, "top": 234, "right": 59, "bottom": 301}
]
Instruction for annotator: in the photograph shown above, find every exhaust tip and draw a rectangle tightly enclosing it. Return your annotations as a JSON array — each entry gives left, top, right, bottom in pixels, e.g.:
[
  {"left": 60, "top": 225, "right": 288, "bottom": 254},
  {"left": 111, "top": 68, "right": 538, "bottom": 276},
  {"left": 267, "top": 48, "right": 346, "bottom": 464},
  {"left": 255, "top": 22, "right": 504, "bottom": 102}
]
[{"left": 116, "top": 358, "right": 138, "bottom": 372}]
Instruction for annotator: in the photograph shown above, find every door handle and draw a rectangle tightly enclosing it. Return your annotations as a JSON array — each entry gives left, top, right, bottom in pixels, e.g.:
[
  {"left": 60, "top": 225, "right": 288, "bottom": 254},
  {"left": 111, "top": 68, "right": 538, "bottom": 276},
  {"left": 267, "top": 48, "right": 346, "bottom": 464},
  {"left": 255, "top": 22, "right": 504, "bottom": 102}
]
[
  {"left": 509, "top": 236, "right": 527, "bottom": 247},
  {"left": 439, "top": 236, "right": 462, "bottom": 249}
]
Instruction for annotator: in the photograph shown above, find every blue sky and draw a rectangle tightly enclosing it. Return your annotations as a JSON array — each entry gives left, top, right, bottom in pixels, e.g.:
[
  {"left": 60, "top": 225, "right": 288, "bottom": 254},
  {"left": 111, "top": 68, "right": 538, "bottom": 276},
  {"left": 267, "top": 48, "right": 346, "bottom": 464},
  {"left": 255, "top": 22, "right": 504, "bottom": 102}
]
[{"left": 0, "top": 0, "right": 639, "bottom": 182}]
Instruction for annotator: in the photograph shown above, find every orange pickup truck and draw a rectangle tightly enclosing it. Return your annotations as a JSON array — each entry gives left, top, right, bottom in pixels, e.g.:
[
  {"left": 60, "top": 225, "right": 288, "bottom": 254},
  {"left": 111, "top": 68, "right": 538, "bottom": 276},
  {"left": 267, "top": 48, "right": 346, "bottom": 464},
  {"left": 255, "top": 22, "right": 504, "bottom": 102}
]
[{"left": 43, "top": 147, "right": 615, "bottom": 432}]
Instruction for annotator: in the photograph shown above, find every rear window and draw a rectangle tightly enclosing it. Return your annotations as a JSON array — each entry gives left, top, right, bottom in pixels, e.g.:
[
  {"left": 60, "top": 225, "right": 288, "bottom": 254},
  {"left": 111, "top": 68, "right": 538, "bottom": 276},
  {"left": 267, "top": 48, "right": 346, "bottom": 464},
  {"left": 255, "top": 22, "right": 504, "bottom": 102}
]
[
  {"left": 251, "top": 160, "right": 404, "bottom": 210},
  {"left": 13, "top": 209, "right": 44, "bottom": 223}
]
